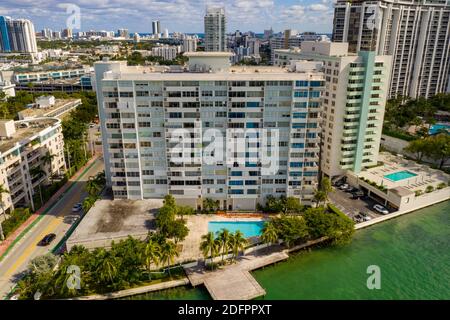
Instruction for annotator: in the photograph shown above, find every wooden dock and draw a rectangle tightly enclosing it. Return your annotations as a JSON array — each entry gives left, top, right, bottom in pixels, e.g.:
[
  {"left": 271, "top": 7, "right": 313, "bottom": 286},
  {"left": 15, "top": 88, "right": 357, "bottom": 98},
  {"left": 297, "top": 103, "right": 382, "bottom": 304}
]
[{"left": 184, "top": 249, "right": 289, "bottom": 300}]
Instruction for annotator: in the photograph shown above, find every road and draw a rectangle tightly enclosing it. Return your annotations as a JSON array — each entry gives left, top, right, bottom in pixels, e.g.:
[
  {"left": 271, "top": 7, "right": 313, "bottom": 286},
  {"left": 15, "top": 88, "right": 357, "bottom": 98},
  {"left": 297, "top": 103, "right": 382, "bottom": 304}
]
[{"left": 0, "top": 157, "right": 104, "bottom": 299}]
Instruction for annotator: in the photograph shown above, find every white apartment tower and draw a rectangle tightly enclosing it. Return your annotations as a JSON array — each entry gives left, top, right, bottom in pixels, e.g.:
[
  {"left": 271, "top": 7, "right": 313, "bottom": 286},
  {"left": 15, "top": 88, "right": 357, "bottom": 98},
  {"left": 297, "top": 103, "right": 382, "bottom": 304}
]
[
  {"left": 299, "top": 42, "right": 392, "bottom": 178},
  {"left": 332, "top": 0, "right": 450, "bottom": 98},
  {"left": 94, "top": 53, "right": 325, "bottom": 210},
  {"left": 204, "top": 7, "right": 226, "bottom": 52}
]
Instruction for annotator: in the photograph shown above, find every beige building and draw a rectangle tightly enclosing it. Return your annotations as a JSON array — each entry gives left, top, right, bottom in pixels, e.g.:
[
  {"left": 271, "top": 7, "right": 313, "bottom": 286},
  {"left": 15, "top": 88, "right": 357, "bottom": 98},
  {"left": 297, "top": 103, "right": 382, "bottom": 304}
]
[
  {"left": 298, "top": 41, "right": 392, "bottom": 178},
  {"left": 0, "top": 118, "right": 66, "bottom": 213}
]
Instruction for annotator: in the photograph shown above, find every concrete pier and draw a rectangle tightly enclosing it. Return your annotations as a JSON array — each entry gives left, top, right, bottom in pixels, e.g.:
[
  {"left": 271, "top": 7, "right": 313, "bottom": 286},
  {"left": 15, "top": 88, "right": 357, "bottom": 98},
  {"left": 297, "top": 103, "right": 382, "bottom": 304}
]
[{"left": 184, "top": 249, "right": 289, "bottom": 300}]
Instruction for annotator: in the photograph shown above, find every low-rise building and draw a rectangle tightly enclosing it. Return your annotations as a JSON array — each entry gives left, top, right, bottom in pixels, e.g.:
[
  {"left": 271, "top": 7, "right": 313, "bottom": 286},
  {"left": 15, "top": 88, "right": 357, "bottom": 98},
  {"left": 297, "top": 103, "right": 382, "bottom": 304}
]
[
  {"left": 18, "top": 96, "right": 82, "bottom": 120},
  {"left": 151, "top": 45, "right": 182, "bottom": 60},
  {"left": 0, "top": 118, "right": 66, "bottom": 213},
  {"left": 13, "top": 67, "right": 90, "bottom": 84}
]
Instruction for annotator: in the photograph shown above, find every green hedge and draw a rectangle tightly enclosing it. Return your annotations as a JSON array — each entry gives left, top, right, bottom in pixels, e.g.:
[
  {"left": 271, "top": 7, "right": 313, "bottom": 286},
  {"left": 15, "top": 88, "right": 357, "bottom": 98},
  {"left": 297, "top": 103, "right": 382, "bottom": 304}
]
[
  {"left": 1, "top": 208, "right": 32, "bottom": 238},
  {"left": 382, "top": 127, "right": 416, "bottom": 141}
]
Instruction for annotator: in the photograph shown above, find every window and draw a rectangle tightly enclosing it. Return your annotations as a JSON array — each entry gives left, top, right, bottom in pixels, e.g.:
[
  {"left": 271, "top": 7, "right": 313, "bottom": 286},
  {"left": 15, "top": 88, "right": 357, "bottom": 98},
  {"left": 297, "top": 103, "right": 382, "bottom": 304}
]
[
  {"left": 296, "top": 81, "right": 308, "bottom": 87},
  {"left": 294, "top": 91, "right": 308, "bottom": 97},
  {"left": 140, "top": 141, "right": 151, "bottom": 147},
  {"left": 229, "top": 180, "right": 243, "bottom": 186}
]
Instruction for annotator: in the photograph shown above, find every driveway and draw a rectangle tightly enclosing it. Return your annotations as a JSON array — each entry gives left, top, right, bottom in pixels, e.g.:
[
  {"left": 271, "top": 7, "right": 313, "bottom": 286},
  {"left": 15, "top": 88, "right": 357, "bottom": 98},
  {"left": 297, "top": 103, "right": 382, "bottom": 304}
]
[{"left": 328, "top": 188, "right": 386, "bottom": 220}]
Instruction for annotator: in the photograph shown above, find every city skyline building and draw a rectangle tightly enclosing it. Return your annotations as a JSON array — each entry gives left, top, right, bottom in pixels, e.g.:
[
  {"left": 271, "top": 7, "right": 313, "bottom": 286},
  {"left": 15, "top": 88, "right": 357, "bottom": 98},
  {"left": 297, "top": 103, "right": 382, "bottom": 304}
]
[
  {"left": 332, "top": 0, "right": 450, "bottom": 99},
  {"left": 0, "top": 16, "right": 38, "bottom": 53},
  {"left": 152, "top": 20, "right": 161, "bottom": 35},
  {"left": 204, "top": 6, "right": 227, "bottom": 52}
]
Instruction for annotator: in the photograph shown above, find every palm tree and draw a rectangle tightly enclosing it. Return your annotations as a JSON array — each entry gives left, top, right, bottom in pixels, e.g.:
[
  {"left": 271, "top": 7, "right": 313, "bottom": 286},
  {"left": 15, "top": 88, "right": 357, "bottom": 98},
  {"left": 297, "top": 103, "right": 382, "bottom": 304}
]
[
  {"left": 86, "top": 176, "right": 101, "bottom": 196},
  {"left": 313, "top": 190, "right": 327, "bottom": 207},
  {"left": 96, "top": 250, "right": 118, "bottom": 287},
  {"left": 30, "top": 167, "right": 46, "bottom": 208},
  {"left": 200, "top": 232, "right": 218, "bottom": 265},
  {"left": 82, "top": 194, "right": 99, "bottom": 212},
  {"left": 144, "top": 239, "right": 161, "bottom": 276},
  {"left": 229, "top": 231, "right": 248, "bottom": 261},
  {"left": 160, "top": 241, "right": 179, "bottom": 277},
  {"left": 41, "top": 151, "right": 55, "bottom": 178},
  {"left": 261, "top": 222, "right": 278, "bottom": 246},
  {"left": 0, "top": 184, "right": 10, "bottom": 241},
  {"left": 217, "top": 228, "right": 231, "bottom": 263}
]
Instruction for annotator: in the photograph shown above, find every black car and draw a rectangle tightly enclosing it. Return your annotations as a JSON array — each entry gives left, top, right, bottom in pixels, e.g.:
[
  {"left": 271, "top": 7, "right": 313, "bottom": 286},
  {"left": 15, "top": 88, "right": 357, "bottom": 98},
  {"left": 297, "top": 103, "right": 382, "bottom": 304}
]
[
  {"left": 37, "top": 233, "right": 56, "bottom": 246},
  {"left": 351, "top": 190, "right": 365, "bottom": 198}
]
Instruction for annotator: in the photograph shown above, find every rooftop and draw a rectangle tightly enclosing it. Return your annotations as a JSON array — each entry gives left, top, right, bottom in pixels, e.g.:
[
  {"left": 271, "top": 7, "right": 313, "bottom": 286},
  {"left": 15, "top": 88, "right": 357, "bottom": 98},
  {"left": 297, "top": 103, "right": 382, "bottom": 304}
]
[
  {"left": 184, "top": 52, "right": 233, "bottom": 58},
  {"left": 67, "top": 199, "right": 163, "bottom": 249},
  {"left": 358, "top": 152, "right": 450, "bottom": 193},
  {"left": 0, "top": 118, "right": 60, "bottom": 154},
  {"left": 18, "top": 98, "right": 81, "bottom": 119}
]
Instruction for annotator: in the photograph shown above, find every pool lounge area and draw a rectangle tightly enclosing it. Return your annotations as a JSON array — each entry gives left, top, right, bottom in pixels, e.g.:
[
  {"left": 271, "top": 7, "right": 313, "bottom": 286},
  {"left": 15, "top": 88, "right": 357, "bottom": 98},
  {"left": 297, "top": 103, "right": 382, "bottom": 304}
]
[{"left": 347, "top": 152, "right": 450, "bottom": 212}]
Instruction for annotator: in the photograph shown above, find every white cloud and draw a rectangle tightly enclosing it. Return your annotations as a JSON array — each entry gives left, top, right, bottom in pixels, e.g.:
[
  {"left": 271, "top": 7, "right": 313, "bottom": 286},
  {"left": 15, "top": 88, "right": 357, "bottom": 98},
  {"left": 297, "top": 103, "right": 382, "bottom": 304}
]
[{"left": 308, "top": 4, "right": 329, "bottom": 12}]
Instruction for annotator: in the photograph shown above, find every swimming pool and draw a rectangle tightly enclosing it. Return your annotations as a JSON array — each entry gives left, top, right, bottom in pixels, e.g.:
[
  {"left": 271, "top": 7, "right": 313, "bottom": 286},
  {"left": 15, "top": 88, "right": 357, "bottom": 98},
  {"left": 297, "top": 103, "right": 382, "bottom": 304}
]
[
  {"left": 384, "top": 170, "right": 417, "bottom": 182},
  {"left": 429, "top": 123, "right": 450, "bottom": 135},
  {"left": 208, "top": 221, "right": 264, "bottom": 238}
]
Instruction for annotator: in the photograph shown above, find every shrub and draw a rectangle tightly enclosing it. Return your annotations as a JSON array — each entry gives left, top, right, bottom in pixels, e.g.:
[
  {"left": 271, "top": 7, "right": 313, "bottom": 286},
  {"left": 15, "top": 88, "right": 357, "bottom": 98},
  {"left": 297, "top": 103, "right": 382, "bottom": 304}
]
[
  {"left": 415, "top": 190, "right": 423, "bottom": 197},
  {"left": 425, "top": 185, "right": 434, "bottom": 193},
  {"left": 437, "top": 182, "right": 446, "bottom": 190},
  {"left": 1, "top": 208, "right": 32, "bottom": 238}
]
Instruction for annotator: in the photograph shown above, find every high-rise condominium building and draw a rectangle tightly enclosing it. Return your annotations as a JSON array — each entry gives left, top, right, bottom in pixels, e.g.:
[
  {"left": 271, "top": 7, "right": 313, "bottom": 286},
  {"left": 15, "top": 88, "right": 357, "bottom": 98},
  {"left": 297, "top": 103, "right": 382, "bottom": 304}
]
[
  {"left": 152, "top": 20, "right": 161, "bottom": 35},
  {"left": 204, "top": 7, "right": 226, "bottom": 52},
  {"left": 332, "top": 0, "right": 450, "bottom": 98},
  {"left": 0, "top": 16, "right": 38, "bottom": 53},
  {"left": 94, "top": 53, "right": 324, "bottom": 210},
  {"left": 299, "top": 41, "right": 392, "bottom": 178}
]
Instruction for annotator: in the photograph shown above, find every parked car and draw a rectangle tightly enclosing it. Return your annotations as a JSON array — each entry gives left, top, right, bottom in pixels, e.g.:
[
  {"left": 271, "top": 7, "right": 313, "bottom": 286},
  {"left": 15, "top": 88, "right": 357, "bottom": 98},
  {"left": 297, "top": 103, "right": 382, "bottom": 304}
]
[
  {"left": 72, "top": 203, "right": 83, "bottom": 212},
  {"left": 339, "top": 183, "right": 350, "bottom": 190},
  {"left": 37, "top": 233, "right": 56, "bottom": 246},
  {"left": 373, "top": 204, "right": 389, "bottom": 215},
  {"left": 359, "top": 211, "right": 372, "bottom": 221},
  {"left": 89, "top": 123, "right": 96, "bottom": 128},
  {"left": 347, "top": 187, "right": 359, "bottom": 193},
  {"left": 334, "top": 179, "right": 345, "bottom": 187},
  {"left": 352, "top": 190, "right": 365, "bottom": 199}
]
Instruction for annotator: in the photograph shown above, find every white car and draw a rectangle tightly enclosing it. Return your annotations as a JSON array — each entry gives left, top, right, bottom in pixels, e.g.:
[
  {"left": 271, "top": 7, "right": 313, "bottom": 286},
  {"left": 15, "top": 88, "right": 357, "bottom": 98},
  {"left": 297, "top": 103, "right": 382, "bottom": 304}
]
[
  {"left": 72, "top": 203, "right": 83, "bottom": 212},
  {"left": 373, "top": 204, "right": 389, "bottom": 215},
  {"left": 339, "top": 183, "right": 350, "bottom": 190}
]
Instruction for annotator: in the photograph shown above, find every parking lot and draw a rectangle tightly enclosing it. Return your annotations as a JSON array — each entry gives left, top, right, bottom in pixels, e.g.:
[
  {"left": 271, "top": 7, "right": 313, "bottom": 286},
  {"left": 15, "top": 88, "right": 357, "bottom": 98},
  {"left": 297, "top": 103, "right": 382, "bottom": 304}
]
[{"left": 328, "top": 187, "right": 392, "bottom": 222}]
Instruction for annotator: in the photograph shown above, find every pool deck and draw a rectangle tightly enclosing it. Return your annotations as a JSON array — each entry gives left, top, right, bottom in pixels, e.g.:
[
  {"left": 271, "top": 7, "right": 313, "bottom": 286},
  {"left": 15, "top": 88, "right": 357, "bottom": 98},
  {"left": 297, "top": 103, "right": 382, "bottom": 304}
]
[{"left": 184, "top": 246, "right": 288, "bottom": 300}]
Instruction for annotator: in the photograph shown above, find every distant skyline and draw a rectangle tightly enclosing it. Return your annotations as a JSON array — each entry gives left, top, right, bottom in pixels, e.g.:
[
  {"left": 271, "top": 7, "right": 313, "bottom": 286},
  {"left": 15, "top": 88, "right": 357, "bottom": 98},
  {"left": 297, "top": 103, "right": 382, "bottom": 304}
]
[{"left": 0, "top": 0, "right": 335, "bottom": 34}]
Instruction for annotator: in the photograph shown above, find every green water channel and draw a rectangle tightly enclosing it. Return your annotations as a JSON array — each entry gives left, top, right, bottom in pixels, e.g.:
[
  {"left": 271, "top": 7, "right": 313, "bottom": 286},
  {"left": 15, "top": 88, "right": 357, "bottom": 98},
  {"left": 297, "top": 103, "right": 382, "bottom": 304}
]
[{"left": 126, "top": 201, "right": 450, "bottom": 300}]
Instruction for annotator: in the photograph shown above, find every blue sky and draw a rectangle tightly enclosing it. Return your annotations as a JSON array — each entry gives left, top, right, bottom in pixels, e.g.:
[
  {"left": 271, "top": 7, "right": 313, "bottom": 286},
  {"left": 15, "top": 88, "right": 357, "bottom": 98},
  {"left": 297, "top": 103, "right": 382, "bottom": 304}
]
[{"left": 0, "top": 0, "right": 335, "bottom": 34}]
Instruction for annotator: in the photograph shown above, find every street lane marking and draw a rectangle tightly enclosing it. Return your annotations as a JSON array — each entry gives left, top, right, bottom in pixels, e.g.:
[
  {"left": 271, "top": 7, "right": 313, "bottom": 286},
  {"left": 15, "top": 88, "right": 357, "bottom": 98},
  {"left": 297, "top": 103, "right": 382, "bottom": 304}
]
[{"left": 4, "top": 216, "right": 63, "bottom": 278}]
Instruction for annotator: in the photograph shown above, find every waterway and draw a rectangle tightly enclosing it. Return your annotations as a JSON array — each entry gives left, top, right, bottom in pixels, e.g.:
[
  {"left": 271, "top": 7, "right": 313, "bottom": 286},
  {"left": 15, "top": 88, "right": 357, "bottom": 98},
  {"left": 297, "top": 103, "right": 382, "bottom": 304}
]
[{"left": 127, "top": 201, "right": 450, "bottom": 300}]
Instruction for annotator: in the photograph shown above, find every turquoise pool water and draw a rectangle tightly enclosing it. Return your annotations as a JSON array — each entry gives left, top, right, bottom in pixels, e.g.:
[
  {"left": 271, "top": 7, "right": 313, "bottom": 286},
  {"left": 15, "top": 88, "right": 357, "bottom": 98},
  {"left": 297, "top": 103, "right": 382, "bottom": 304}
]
[
  {"left": 208, "top": 221, "right": 264, "bottom": 238},
  {"left": 384, "top": 170, "right": 417, "bottom": 182},
  {"left": 429, "top": 123, "right": 450, "bottom": 135}
]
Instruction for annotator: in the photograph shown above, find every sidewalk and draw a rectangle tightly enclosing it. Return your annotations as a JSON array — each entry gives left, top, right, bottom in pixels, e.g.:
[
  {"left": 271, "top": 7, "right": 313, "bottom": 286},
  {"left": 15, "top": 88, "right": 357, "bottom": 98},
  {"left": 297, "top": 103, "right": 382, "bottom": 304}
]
[{"left": 0, "top": 156, "right": 100, "bottom": 260}]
